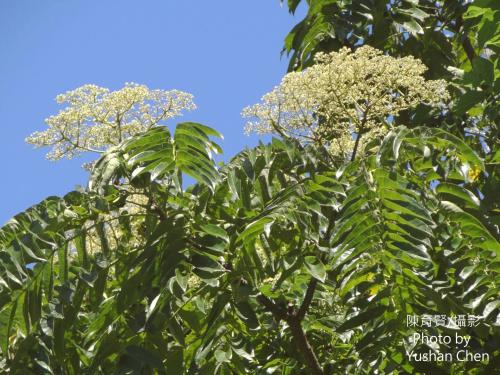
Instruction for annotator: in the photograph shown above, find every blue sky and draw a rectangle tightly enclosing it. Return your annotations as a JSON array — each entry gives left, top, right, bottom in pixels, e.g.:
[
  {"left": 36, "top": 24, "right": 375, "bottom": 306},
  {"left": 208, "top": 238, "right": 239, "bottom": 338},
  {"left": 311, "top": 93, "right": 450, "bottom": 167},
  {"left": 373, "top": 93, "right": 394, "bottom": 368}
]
[{"left": 0, "top": 0, "right": 305, "bottom": 224}]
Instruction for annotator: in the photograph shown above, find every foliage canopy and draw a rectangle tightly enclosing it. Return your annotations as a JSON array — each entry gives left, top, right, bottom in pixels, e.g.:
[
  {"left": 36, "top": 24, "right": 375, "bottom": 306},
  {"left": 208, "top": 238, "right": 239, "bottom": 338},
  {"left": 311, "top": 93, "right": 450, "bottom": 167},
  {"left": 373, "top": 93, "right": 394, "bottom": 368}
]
[{"left": 0, "top": 0, "right": 499, "bottom": 374}]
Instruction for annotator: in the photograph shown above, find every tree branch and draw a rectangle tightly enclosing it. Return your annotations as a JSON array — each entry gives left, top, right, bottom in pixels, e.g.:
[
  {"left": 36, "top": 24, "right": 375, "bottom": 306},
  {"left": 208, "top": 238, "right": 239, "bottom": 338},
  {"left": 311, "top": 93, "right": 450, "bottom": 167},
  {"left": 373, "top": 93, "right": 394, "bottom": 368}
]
[
  {"left": 296, "top": 278, "right": 318, "bottom": 321},
  {"left": 351, "top": 110, "right": 369, "bottom": 161},
  {"left": 288, "top": 317, "right": 324, "bottom": 375},
  {"left": 461, "top": 33, "right": 476, "bottom": 64},
  {"left": 270, "top": 119, "right": 289, "bottom": 140},
  {"left": 455, "top": 14, "right": 476, "bottom": 64},
  {"left": 257, "top": 294, "right": 324, "bottom": 375},
  {"left": 257, "top": 295, "right": 287, "bottom": 321}
]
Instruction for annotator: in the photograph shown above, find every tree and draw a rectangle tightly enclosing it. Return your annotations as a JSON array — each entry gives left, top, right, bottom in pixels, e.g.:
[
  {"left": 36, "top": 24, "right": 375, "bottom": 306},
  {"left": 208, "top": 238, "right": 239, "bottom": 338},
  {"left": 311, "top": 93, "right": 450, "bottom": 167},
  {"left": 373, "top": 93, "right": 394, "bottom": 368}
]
[
  {"left": 1, "top": 119, "right": 498, "bottom": 373},
  {"left": 0, "top": 1, "right": 498, "bottom": 374}
]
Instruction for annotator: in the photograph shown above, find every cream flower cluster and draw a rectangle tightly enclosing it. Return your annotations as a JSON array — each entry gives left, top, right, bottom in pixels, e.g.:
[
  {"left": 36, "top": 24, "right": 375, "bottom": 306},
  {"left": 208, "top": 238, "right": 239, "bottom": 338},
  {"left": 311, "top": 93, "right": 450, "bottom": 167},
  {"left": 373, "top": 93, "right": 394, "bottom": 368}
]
[
  {"left": 26, "top": 83, "right": 196, "bottom": 161},
  {"left": 242, "top": 46, "right": 449, "bottom": 158}
]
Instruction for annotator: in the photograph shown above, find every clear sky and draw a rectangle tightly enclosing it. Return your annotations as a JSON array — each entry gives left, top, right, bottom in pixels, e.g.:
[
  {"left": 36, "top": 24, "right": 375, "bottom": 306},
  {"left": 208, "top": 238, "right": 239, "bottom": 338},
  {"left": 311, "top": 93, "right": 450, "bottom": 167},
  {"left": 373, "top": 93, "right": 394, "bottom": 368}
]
[{"left": 0, "top": 0, "right": 305, "bottom": 224}]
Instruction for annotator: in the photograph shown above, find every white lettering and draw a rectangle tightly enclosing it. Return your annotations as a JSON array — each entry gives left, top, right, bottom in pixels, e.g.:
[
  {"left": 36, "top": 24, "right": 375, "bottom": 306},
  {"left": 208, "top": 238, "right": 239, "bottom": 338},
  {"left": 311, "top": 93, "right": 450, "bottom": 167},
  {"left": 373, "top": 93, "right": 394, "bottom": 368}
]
[
  {"left": 456, "top": 350, "right": 490, "bottom": 362},
  {"left": 411, "top": 332, "right": 451, "bottom": 345},
  {"left": 407, "top": 350, "right": 453, "bottom": 362},
  {"left": 455, "top": 333, "right": 470, "bottom": 346}
]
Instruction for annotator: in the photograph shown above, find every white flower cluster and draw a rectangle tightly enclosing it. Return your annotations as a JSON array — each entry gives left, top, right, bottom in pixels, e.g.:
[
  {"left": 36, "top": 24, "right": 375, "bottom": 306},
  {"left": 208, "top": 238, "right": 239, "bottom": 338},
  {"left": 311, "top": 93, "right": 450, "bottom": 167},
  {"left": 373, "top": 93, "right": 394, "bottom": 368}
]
[
  {"left": 242, "top": 46, "right": 449, "bottom": 158},
  {"left": 26, "top": 83, "right": 196, "bottom": 161}
]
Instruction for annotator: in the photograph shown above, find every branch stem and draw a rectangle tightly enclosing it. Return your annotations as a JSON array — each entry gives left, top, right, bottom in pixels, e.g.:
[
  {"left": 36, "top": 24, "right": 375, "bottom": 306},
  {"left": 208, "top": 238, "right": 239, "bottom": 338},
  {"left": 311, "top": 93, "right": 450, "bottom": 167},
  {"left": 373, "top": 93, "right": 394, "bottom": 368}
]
[
  {"left": 288, "top": 317, "right": 324, "bottom": 375},
  {"left": 257, "top": 294, "right": 324, "bottom": 375},
  {"left": 351, "top": 111, "right": 368, "bottom": 161},
  {"left": 297, "top": 278, "right": 318, "bottom": 321}
]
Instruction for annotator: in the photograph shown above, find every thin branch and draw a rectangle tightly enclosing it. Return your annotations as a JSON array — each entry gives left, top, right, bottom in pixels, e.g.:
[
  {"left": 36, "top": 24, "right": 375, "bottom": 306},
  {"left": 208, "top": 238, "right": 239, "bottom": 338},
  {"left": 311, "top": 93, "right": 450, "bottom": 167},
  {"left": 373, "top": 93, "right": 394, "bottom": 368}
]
[
  {"left": 288, "top": 317, "right": 325, "bottom": 375},
  {"left": 351, "top": 109, "right": 369, "bottom": 162},
  {"left": 296, "top": 278, "right": 318, "bottom": 321},
  {"left": 116, "top": 112, "right": 123, "bottom": 143},
  {"left": 270, "top": 102, "right": 289, "bottom": 140},
  {"left": 455, "top": 15, "right": 476, "bottom": 64},
  {"left": 461, "top": 33, "right": 476, "bottom": 64},
  {"left": 257, "top": 295, "right": 287, "bottom": 321},
  {"left": 257, "top": 294, "right": 324, "bottom": 374},
  {"left": 59, "top": 133, "right": 104, "bottom": 154}
]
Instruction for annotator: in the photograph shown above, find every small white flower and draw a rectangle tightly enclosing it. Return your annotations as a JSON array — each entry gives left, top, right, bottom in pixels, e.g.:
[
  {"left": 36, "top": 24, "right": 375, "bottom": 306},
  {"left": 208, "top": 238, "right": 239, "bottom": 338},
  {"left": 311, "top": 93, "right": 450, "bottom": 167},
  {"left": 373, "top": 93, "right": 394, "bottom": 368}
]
[
  {"left": 242, "top": 46, "right": 449, "bottom": 159},
  {"left": 26, "top": 83, "right": 196, "bottom": 162}
]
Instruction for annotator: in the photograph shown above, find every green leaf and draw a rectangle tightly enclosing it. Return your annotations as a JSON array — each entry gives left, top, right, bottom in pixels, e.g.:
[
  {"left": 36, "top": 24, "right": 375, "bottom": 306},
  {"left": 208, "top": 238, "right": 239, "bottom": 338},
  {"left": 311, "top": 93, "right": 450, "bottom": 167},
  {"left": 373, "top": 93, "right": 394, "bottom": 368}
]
[
  {"left": 166, "top": 348, "right": 184, "bottom": 371},
  {"left": 234, "top": 301, "right": 259, "bottom": 330},
  {"left": 455, "top": 90, "right": 486, "bottom": 115},
  {"left": 337, "top": 306, "right": 386, "bottom": 332},
  {"left": 126, "top": 345, "right": 164, "bottom": 369},
  {"left": 198, "top": 224, "right": 229, "bottom": 242},
  {"left": 435, "top": 183, "right": 480, "bottom": 207},
  {"left": 304, "top": 256, "right": 326, "bottom": 282},
  {"left": 402, "top": 19, "right": 424, "bottom": 35},
  {"left": 237, "top": 216, "right": 275, "bottom": 245},
  {"left": 464, "top": 57, "right": 495, "bottom": 86}
]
